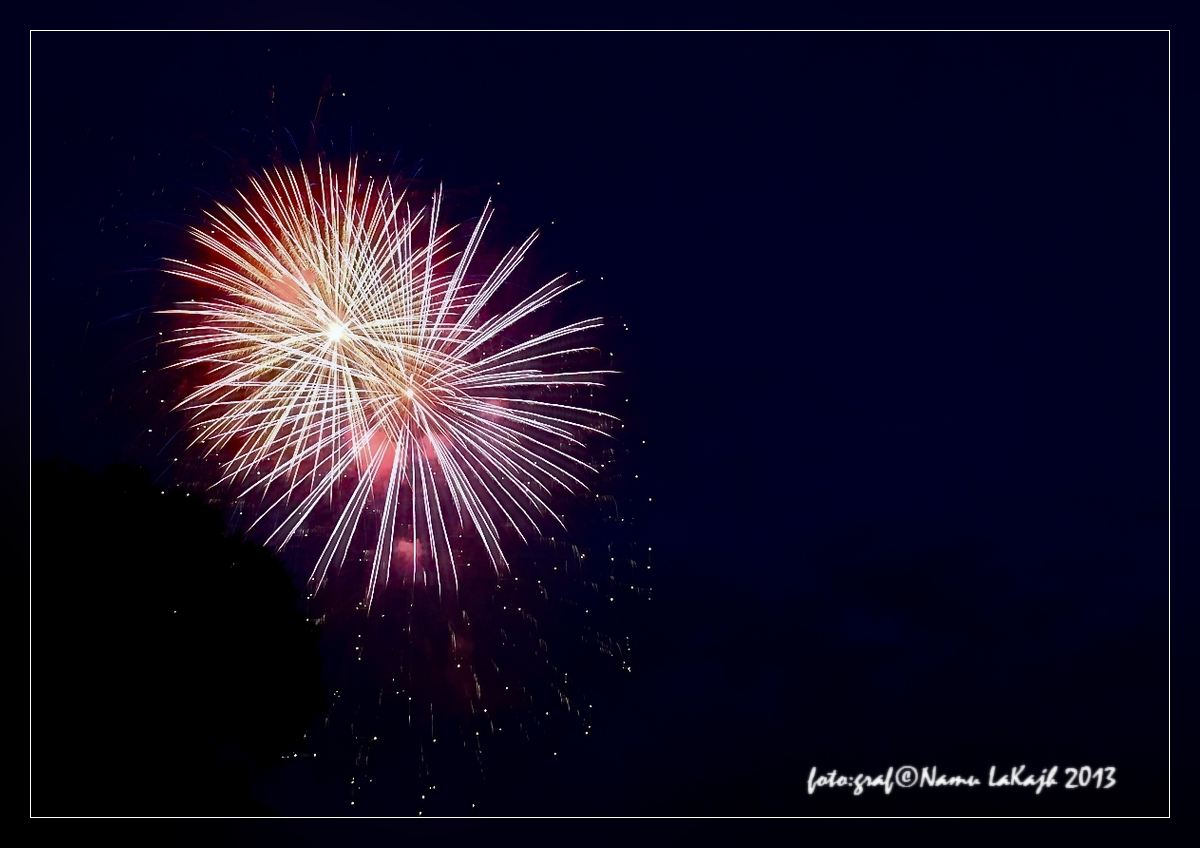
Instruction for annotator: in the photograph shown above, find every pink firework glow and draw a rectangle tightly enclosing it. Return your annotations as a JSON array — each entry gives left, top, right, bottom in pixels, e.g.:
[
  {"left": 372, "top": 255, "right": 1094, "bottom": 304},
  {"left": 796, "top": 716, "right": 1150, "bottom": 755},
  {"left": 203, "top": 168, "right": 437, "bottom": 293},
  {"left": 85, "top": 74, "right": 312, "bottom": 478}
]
[{"left": 164, "top": 158, "right": 613, "bottom": 610}]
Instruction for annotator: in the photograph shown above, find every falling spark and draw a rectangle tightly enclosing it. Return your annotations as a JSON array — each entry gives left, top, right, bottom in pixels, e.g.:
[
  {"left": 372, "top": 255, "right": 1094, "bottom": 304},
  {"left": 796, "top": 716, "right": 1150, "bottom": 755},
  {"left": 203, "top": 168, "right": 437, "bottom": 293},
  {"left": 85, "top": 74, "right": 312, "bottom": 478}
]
[{"left": 163, "top": 157, "right": 612, "bottom": 609}]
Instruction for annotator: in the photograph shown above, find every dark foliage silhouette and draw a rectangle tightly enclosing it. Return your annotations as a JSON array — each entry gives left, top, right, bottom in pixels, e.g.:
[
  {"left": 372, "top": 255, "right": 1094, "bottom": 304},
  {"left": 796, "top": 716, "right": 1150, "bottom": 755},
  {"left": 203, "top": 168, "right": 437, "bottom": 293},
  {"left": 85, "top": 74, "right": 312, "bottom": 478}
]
[{"left": 32, "top": 461, "right": 324, "bottom": 814}]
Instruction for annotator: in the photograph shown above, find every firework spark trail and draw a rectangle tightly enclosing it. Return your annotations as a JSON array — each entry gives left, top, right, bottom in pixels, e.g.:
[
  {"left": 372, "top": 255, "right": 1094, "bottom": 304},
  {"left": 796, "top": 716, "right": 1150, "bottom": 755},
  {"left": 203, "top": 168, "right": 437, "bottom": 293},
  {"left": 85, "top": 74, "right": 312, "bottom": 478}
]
[{"left": 164, "top": 158, "right": 613, "bottom": 610}]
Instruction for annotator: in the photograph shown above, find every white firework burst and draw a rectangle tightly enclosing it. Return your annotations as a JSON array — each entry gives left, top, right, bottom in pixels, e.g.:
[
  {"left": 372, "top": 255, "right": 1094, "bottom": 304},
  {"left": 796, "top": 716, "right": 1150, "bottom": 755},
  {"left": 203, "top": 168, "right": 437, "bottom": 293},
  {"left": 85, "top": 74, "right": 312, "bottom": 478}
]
[{"left": 164, "top": 157, "right": 612, "bottom": 609}]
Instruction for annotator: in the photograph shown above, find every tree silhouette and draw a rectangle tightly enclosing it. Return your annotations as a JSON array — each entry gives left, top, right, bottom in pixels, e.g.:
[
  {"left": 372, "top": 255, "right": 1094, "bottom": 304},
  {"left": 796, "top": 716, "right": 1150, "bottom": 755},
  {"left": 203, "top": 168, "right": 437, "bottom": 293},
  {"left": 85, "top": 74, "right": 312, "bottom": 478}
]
[{"left": 32, "top": 461, "right": 324, "bottom": 814}]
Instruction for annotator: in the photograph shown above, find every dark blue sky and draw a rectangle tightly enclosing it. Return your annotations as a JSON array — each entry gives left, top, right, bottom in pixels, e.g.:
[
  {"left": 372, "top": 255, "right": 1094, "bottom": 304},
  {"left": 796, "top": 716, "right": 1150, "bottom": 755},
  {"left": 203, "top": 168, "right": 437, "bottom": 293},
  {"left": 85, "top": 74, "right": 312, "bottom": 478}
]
[{"left": 30, "top": 32, "right": 1170, "bottom": 815}]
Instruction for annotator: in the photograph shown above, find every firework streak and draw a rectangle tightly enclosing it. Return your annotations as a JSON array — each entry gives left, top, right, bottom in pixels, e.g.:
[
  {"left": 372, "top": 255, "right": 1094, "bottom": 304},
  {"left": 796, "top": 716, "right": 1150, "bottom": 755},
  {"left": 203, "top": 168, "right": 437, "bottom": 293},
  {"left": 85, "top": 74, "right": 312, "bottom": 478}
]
[{"left": 164, "top": 158, "right": 612, "bottom": 609}]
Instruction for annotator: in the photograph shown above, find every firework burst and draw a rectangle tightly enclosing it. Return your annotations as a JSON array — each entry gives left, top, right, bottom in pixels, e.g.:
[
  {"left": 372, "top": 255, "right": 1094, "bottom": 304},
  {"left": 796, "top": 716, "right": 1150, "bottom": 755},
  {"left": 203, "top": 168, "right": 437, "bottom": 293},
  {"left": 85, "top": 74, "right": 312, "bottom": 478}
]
[{"left": 164, "top": 157, "right": 612, "bottom": 609}]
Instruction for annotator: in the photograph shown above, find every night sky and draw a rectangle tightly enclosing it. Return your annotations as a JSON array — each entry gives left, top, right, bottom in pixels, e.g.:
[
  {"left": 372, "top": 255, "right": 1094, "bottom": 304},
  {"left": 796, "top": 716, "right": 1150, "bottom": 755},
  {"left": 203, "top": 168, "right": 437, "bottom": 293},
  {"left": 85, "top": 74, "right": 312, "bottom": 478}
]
[{"left": 30, "top": 32, "right": 1170, "bottom": 816}]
